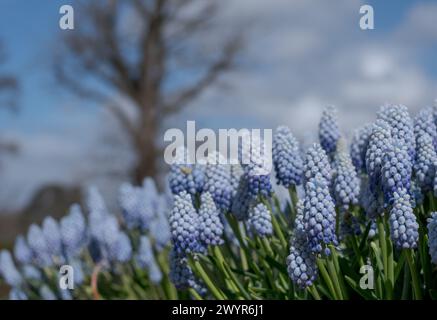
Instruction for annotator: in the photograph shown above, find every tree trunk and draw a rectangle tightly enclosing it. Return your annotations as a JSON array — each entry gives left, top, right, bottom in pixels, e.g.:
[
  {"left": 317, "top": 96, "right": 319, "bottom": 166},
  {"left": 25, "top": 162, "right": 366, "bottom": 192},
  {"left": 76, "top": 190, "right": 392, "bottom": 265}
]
[
  {"left": 131, "top": 98, "right": 159, "bottom": 184},
  {"left": 132, "top": 137, "right": 157, "bottom": 184}
]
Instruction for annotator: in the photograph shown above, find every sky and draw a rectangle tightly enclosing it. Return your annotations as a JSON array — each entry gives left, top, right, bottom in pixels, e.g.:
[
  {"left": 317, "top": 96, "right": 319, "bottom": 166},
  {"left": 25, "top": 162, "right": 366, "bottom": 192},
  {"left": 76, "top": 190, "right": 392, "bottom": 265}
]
[{"left": 1, "top": 0, "right": 437, "bottom": 210}]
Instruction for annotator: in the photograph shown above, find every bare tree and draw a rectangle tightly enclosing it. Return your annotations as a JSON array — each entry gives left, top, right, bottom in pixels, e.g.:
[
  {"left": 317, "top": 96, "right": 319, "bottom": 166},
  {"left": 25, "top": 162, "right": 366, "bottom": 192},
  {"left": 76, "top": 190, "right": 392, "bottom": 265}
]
[
  {"left": 0, "top": 41, "right": 18, "bottom": 110},
  {"left": 54, "top": 0, "right": 241, "bottom": 183},
  {"left": 0, "top": 41, "right": 19, "bottom": 158}
]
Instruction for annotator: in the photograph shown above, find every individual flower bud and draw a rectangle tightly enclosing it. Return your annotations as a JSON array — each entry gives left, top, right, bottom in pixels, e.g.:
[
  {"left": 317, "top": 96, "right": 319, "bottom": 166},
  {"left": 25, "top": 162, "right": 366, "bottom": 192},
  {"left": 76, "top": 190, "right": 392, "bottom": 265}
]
[
  {"left": 319, "top": 106, "right": 341, "bottom": 156},
  {"left": 389, "top": 189, "right": 419, "bottom": 250},
  {"left": 198, "top": 192, "right": 224, "bottom": 246},
  {"left": 272, "top": 126, "right": 303, "bottom": 187},
  {"left": 350, "top": 123, "right": 372, "bottom": 173},
  {"left": 303, "top": 143, "right": 332, "bottom": 185},
  {"left": 169, "top": 191, "right": 204, "bottom": 254},
  {"left": 303, "top": 177, "right": 338, "bottom": 254},
  {"left": 247, "top": 203, "right": 273, "bottom": 237},
  {"left": 0, "top": 250, "right": 22, "bottom": 287}
]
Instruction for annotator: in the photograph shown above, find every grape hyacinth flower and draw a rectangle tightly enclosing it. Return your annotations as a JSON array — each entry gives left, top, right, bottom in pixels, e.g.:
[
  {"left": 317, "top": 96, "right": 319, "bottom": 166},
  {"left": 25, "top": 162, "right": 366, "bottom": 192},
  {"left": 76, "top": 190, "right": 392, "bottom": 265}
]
[
  {"left": 22, "top": 265, "right": 42, "bottom": 280},
  {"left": 169, "top": 248, "right": 206, "bottom": 295},
  {"left": 27, "top": 224, "right": 52, "bottom": 267},
  {"left": 414, "top": 107, "right": 437, "bottom": 150},
  {"left": 410, "top": 180, "right": 424, "bottom": 207},
  {"left": 245, "top": 172, "right": 272, "bottom": 199},
  {"left": 59, "top": 288, "right": 72, "bottom": 300},
  {"left": 60, "top": 204, "right": 87, "bottom": 259},
  {"left": 339, "top": 212, "right": 361, "bottom": 238},
  {"left": 365, "top": 120, "right": 392, "bottom": 192},
  {"left": 135, "top": 236, "right": 163, "bottom": 284},
  {"left": 149, "top": 195, "right": 171, "bottom": 251},
  {"left": 319, "top": 106, "right": 341, "bottom": 156},
  {"left": 89, "top": 204, "right": 132, "bottom": 264},
  {"left": 239, "top": 133, "right": 272, "bottom": 198},
  {"left": 42, "top": 216, "right": 64, "bottom": 261},
  {"left": 287, "top": 200, "right": 318, "bottom": 289},
  {"left": 198, "top": 192, "right": 224, "bottom": 246},
  {"left": 427, "top": 212, "right": 437, "bottom": 264},
  {"left": 169, "top": 191, "right": 204, "bottom": 254},
  {"left": 360, "top": 177, "right": 384, "bottom": 219},
  {"left": 86, "top": 186, "right": 109, "bottom": 219},
  {"left": 70, "top": 259, "right": 85, "bottom": 285},
  {"left": 168, "top": 146, "right": 204, "bottom": 196},
  {"left": 350, "top": 123, "right": 372, "bottom": 173},
  {"left": 109, "top": 232, "right": 133, "bottom": 263},
  {"left": 9, "top": 288, "right": 28, "bottom": 300},
  {"left": 381, "top": 140, "right": 412, "bottom": 205},
  {"left": 303, "top": 143, "right": 332, "bottom": 185},
  {"left": 140, "top": 177, "right": 162, "bottom": 230},
  {"left": 39, "top": 285, "right": 57, "bottom": 300},
  {"left": 231, "top": 174, "right": 254, "bottom": 221},
  {"left": 414, "top": 133, "right": 437, "bottom": 193},
  {"left": 118, "top": 183, "right": 155, "bottom": 231},
  {"left": 367, "top": 219, "right": 378, "bottom": 239},
  {"left": 286, "top": 235, "right": 318, "bottom": 289},
  {"left": 0, "top": 250, "right": 22, "bottom": 287},
  {"left": 377, "top": 104, "right": 415, "bottom": 162},
  {"left": 303, "top": 177, "right": 338, "bottom": 255},
  {"left": 88, "top": 187, "right": 133, "bottom": 263},
  {"left": 202, "top": 152, "right": 232, "bottom": 213},
  {"left": 13, "top": 235, "right": 32, "bottom": 265},
  {"left": 333, "top": 152, "right": 360, "bottom": 210},
  {"left": 294, "top": 199, "right": 306, "bottom": 233},
  {"left": 230, "top": 164, "right": 244, "bottom": 196},
  {"left": 389, "top": 189, "right": 419, "bottom": 250},
  {"left": 118, "top": 183, "right": 143, "bottom": 230},
  {"left": 247, "top": 203, "right": 273, "bottom": 237},
  {"left": 272, "top": 126, "right": 303, "bottom": 188}
]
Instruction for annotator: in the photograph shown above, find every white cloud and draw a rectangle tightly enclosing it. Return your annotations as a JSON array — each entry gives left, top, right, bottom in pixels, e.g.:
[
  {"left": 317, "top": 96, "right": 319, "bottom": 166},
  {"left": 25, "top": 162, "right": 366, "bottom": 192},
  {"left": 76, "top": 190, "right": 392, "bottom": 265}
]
[
  {"left": 396, "top": 2, "right": 437, "bottom": 43},
  {"left": 183, "top": 0, "right": 437, "bottom": 142}
]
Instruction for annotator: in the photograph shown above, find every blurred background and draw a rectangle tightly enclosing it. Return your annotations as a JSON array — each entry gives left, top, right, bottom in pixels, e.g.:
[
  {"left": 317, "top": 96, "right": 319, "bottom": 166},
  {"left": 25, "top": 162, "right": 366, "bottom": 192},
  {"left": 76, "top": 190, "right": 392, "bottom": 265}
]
[{"left": 0, "top": 0, "right": 437, "bottom": 248}]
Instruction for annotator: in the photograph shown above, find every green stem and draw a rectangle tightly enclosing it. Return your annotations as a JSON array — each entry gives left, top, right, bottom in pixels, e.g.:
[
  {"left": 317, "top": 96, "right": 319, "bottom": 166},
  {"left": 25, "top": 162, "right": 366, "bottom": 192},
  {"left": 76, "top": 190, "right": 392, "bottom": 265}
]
[
  {"left": 222, "top": 263, "right": 252, "bottom": 299},
  {"left": 405, "top": 249, "right": 422, "bottom": 300},
  {"left": 189, "top": 288, "right": 203, "bottom": 300},
  {"left": 330, "top": 246, "right": 348, "bottom": 299},
  {"left": 263, "top": 198, "right": 287, "bottom": 249},
  {"left": 192, "top": 259, "right": 227, "bottom": 300},
  {"left": 261, "top": 237, "right": 275, "bottom": 257},
  {"left": 377, "top": 216, "right": 392, "bottom": 298},
  {"left": 212, "top": 246, "right": 240, "bottom": 294},
  {"left": 288, "top": 186, "right": 298, "bottom": 222},
  {"left": 157, "top": 252, "right": 178, "bottom": 300},
  {"left": 401, "top": 263, "right": 410, "bottom": 300},
  {"left": 326, "top": 256, "right": 343, "bottom": 300},
  {"left": 308, "top": 286, "right": 321, "bottom": 300},
  {"left": 386, "top": 236, "right": 394, "bottom": 299},
  {"left": 377, "top": 217, "right": 388, "bottom": 273},
  {"left": 428, "top": 192, "right": 436, "bottom": 212},
  {"left": 316, "top": 259, "right": 338, "bottom": 299}
]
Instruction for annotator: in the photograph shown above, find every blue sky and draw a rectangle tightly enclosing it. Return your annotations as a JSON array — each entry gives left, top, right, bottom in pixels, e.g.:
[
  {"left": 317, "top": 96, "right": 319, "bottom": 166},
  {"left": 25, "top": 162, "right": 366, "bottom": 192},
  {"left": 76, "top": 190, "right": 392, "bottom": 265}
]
[
  {"left": 0, "top": 0, "right": 435, "bottom": 131},
  {"left": 0, "top": 0, "right": 431, "bottom": 126},
  {"left": 1, "top": 0, "right": 437, "bottom": 210},
  {"left": 0, "top": 0, "right": 98, "bottom": 133}
]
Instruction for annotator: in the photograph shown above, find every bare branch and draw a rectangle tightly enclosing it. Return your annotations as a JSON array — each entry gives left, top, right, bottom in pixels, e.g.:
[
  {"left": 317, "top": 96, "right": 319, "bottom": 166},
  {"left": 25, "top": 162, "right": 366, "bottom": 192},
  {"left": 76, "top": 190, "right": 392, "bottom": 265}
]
[
  {"left": 163, "top": 35, "right": 241, "bottom": 113},
  {"left": 0, "top": 76, "right": 18, "bottom": 91},
  {"left": 105, "top": 103, "right": 139, "bottom": 143},
  {"left": 53, "top": 0, "right": 243, "bottom": 181}
]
